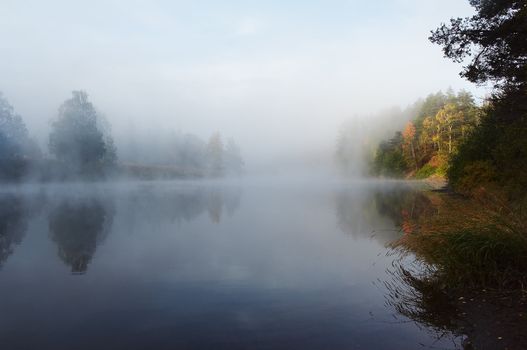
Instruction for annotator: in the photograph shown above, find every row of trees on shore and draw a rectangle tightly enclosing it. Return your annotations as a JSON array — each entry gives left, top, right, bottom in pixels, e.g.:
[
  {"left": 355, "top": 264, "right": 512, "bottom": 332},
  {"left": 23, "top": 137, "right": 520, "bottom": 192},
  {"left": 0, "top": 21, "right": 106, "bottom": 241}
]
[
  {"left": 120, "top": 129, "right": 243, "bottom": 178},
  {"left": 0, "top": 91, "right": 243, "bottom": 182},
  {"left": 372, "top": 89, "right": 480, "bottom": 179},
  {"left": 369, "top": 0, "right": 526, "bottom": 200}
]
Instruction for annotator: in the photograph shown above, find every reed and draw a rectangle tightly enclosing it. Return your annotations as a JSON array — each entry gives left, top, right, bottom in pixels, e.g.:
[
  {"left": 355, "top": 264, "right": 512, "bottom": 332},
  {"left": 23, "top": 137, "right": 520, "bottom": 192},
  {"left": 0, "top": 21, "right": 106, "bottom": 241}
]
[{"left": 394, "top": 189, "right": 527, "bottom": 289}]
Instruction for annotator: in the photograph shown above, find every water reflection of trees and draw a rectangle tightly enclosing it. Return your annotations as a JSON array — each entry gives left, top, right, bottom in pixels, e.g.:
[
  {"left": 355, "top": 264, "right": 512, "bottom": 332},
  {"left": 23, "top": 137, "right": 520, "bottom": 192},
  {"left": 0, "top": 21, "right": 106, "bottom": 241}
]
[
  {"left": 384, "top": 257, "right": 527, "bottom": 350},
  {"left": 384, "top": 260, "right": 465, "bottom": 347},
  {"left": 207, "top": 190, "right": 223, "bottom": 223},
  {"left": 335, "top": 186, "right": 431, "bottom": 244},
  {"left": 206, "top": 188, "right": 241, "bottom": 223},
  {"left": 335, "top": 189, "right": 374, "bottom": 238},
  {"left": 0, "top": 194, "right": 31, "bottom": 268},
  {"left": 379, "top": 188, "right": 527, "bottom": 350},
  {"left": 1, "top": 186, "right": 241, "bottom": 274},
  {"left": 376, "top": 189, "right": 466, "bottom": 348},
  {"left": 373, "top": 186, "right": 438, "bottom": 234},
  {"left": 49, "top": 198, "right": 114, "bottom": 274},
  {"left": 123, "top": 186, "right": 241, "bottom": 226}
]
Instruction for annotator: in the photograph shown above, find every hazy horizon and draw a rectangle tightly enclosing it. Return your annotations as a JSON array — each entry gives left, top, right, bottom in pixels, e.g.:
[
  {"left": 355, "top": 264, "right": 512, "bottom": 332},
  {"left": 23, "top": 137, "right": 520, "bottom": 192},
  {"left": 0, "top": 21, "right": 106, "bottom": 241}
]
[{"left": 1, "top": 0, "right": 488, "bottom": 170}]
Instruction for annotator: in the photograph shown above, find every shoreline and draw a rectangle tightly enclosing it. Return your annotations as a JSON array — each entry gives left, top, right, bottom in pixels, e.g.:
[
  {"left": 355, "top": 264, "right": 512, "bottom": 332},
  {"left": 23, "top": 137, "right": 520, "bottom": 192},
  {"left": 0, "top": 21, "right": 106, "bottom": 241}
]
[{"left": 391, "top": 177, "right": 527, "bottom": 349}]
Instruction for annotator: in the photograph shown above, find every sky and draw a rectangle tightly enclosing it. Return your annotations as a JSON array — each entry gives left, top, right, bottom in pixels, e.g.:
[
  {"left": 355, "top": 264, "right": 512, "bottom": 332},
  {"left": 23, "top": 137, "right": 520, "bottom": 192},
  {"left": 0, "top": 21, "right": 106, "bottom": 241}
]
[{"left": 0, "top": 0, "right": 485, "bottom": 165}]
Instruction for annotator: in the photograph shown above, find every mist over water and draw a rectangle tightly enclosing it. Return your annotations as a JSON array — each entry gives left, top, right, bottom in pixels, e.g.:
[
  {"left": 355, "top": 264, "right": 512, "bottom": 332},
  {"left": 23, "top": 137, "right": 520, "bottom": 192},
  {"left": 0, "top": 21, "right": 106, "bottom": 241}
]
[{"left": 0, "top": 179, "right": 463, "bottom": 349}]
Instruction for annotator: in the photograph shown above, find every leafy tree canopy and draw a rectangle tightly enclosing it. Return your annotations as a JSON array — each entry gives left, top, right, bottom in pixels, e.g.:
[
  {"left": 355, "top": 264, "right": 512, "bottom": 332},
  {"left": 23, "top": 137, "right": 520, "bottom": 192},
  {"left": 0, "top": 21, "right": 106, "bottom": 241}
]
[
  {"left": 430, "top": 0, "right": 527, "bottom": 92},
  {"left": 0, "top": 92, "right": 38, "bottom": 180},
  {"left": 49, "top": 91, "right": 116, "bottom": 176}
]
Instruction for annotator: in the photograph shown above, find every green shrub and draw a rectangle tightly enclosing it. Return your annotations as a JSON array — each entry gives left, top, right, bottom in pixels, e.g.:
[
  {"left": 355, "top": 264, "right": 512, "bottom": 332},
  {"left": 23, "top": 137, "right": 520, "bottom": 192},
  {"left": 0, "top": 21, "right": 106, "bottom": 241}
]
[
  {"left": 455, "top": 160, "right": 496, "bottom": 193},
  {"left": 448, "top": 117, "right": 496, "bottom": 190},
  {"left": 435, "top": 153, "right": 449, "bottom": 177},
  {"left": 373, "top": 144, "right": 408, "bottom": 177},
  {"left": 414, "top": 164, "right": 437, "bottom": 179},
  {"left": 418, "top": 228, "right": 527, "bottom": 288},
  {"left": 448, "top": 108, "right": 527, "bottom": 199}
]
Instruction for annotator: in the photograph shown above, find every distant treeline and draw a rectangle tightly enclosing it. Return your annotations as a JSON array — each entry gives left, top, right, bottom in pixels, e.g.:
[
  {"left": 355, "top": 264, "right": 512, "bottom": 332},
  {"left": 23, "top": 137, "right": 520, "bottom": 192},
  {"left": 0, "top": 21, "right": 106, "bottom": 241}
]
[
  {"left": 119, "top": 129, "right": 244, "bottom": 179},
  {"left": 0, "top": 91, "right": 244, "bottom": 182}
]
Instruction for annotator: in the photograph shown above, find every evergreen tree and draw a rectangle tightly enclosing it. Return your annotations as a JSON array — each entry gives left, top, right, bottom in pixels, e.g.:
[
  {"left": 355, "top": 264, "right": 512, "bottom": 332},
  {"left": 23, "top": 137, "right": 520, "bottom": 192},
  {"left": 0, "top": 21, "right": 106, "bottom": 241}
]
[{"left": 430, "top": 0, "right": 527, "bottom": 92}]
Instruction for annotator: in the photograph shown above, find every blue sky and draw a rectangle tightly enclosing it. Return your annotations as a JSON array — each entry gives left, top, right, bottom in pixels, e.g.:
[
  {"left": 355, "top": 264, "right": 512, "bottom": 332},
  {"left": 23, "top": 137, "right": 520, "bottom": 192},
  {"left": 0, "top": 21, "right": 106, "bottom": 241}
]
[{"left": 0, "top": 0, "right": 484, "bottom": 160}]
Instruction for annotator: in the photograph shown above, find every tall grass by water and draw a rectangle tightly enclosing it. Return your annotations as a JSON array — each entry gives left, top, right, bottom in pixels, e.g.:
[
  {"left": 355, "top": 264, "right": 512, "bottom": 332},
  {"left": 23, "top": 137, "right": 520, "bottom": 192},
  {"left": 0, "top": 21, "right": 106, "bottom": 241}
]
[{"left": 393, "top": 189, "right": 527, "bottom": 289}]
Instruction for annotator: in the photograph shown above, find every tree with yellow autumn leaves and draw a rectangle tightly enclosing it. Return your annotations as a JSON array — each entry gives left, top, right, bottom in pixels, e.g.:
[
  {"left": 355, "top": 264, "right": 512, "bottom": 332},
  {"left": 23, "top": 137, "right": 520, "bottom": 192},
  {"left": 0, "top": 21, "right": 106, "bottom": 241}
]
[{"left": 373, "top": 90, "right": 478, "bottom": 178}]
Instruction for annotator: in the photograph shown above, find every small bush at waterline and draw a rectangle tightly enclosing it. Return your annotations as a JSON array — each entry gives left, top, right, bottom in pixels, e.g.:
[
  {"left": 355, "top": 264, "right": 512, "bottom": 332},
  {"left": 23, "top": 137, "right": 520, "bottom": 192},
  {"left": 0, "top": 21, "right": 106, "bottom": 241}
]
[{"left": 414, "top": 164, "right": 437, "bottom": 179}]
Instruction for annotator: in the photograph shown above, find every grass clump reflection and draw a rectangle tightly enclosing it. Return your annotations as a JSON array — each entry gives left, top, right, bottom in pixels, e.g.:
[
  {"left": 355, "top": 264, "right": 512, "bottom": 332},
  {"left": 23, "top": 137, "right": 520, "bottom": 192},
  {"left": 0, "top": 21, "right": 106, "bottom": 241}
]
[
  {"left": 382, "top": 187, "right": 527, "bottom": 349},
  {"left": 391, "top": 189, "right": 527, "bottom": 289}
]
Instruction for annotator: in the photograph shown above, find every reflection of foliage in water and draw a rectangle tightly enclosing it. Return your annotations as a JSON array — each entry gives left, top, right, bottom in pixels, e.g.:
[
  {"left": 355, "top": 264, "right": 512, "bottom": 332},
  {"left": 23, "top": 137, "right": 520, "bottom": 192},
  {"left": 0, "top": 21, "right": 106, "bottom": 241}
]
[
  {"left": 384, "top": 254, "right": 527, "bottom": 350},
  {"left": 335, "top": 188, "right": 401, "bottom": 244},
  {"left": 335, "top": 189, "right": 373, "bottom": 237},
  {"left": 123, "top": 186, "right": 241, "bottom": 226},
  {"left": 379, "top": 187, "right": 527, "bottom": 349},
  {"left": 383, "top": 257, "right": 466, "bottom": 348},
  {"left": 391, "top": 189, "right": 527, "bottom": 288},
  {"left": 335, "top": 185, "right": 437, "bottom": 244},
  {"left": 49, "top": 198, "right": 114, "bottom": 274},
  {"left": 0, "top": 186, "right": 239, "bottom": 274},
  {"left": 374, "top": 186, "right": 438, "bottom": 234},
  {"left": 0, "top": 195, "right": 30, "bottom": 268},
  {"left": 207, "top": 190, "right": 223, "bottom": 223}
]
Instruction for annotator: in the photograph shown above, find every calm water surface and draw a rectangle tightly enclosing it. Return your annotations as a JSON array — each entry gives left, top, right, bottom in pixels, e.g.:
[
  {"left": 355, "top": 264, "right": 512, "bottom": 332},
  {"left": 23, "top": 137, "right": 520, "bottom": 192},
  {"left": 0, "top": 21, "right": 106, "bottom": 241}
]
[{"left": 0, "top": 179, "right": 459, "bottom": 349}]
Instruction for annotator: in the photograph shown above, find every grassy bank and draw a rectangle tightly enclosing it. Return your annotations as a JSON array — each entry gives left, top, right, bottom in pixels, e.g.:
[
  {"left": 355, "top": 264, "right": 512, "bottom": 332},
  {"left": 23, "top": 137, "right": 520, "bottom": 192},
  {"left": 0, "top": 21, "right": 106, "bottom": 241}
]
[
  {"left": 392, "top": 187, "right": 527, "bottom": 290},
  {"left": 385, "top": 187, "right": 527, "bottom": 348}
]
